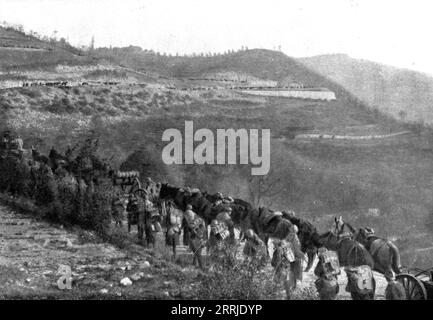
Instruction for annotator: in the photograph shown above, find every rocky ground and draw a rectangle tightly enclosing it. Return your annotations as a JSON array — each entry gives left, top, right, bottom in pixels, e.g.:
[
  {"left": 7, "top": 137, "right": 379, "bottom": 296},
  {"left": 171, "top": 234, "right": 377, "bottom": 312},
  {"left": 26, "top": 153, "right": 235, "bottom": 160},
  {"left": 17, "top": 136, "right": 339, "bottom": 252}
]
[
  {"left": 0, "top": 203, "right": 205, "bottom": 299},
  {"left": 0, "top": 202, "right": 388, "bottom": 300}
]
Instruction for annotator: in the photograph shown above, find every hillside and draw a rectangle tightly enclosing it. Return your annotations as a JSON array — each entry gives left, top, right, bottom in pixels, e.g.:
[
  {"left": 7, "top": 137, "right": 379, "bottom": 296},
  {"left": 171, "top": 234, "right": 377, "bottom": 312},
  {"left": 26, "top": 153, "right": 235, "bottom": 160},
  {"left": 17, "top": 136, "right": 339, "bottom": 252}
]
[
  {"left": 298, "top": 54, "right": 433, "bottom": 124},
  {"left": 95, "top": 48, "right": 367, "bottom": 100},
  {"left": 2, "top": 44, "right": 433, "bottom": 267},
  {"left": 0, "top": 26, "right": 94, "bottom": 71}
]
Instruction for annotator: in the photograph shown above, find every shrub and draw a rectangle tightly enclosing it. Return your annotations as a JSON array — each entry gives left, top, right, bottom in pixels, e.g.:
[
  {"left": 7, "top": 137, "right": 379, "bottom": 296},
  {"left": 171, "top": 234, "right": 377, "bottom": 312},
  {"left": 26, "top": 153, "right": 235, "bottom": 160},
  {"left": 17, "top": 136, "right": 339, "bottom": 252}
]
[
  {"left": 0, "top": 134, "right": 114, "bottom": 239},
  {"left": 196, "top": 243, "right": 277, "bottom": 299}
]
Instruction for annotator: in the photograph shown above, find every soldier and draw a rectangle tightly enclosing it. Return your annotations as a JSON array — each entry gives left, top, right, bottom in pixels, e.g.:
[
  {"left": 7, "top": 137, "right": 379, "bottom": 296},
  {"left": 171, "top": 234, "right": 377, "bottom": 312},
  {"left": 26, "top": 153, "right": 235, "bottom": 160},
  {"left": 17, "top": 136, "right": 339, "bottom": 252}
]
[
  {"left": 184, "top": 205, "right": 207, "bottom": 269},
  {"left": 215, "top": 207, "right": 235, "bottom": 243},
  {"left": 271, "top": 222, "right": 304, "bottom": 300},
  {"left": 243, "top": 229, "right": 267, "bottom": 268},
  {"left": 126, "top": 194, "right": 139, "bottom": 233},
  {"left": 385, "top": 278, "right": 406, "bottom": 300},
  {"left": 165, "top": 200, "right": 183, "bottom": 258},
  {"left": 111, "top": 193, "right": 125, "bottom": 227},
  {"left": 143, "top": 197, "right": 161, "bottom": 247},
  {"left": 183, "top": 204, "right": 195, "bottom": 247},
  {"left": 208, "top": 219, "right": 230, "bottom": 261},
  {"left": 314, "top": 247, "right": 340, "bottom": 300}
]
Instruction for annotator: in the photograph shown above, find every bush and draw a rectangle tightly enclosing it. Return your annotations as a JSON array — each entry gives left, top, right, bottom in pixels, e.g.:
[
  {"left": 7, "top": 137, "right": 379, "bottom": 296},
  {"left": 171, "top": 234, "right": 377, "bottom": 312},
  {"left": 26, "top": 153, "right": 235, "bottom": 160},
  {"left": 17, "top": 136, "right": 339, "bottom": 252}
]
[
  {"left": 196, "top": 243, "right": 277, "bottom": 299},
  {"left": 0, "top": 134, "right": 114, "bottom": 239}
]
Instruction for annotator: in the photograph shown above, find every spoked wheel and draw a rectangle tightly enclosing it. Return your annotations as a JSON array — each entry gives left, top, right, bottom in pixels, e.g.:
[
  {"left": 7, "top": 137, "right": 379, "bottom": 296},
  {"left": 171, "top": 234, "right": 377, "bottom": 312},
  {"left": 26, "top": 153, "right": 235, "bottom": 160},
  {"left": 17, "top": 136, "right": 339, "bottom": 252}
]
[{"left": 396, "top": 274, "right": 427, "bottom": 300}]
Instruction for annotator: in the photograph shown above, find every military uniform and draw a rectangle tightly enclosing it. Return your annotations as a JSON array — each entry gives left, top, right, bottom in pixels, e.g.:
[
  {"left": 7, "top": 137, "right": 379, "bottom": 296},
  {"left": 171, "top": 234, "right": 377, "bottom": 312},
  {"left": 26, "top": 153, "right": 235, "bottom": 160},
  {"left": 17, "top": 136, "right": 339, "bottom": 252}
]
[
  {"left": 111, "top": 195, "right": 125, "bottom": 227},
  {"left": 243, "top": 229, "right": 267, "bottom": 268},
  {"left": 208, "top": 219, "right": 230, "bottom": 260},
  {"left": 271, "top": 231, "right": 304, "bottom": 299},
  {"left": 165, "top": 201, "right": 183, "bottom": 247},
  {"left": 143, "top": 198, "right": 161, "bottom": 246},
  {"left": 126, "top": 195, "right": 139, "bottom": 232},
  {"left": 184, "top": 207, "right": 207, "bottom": 269}
]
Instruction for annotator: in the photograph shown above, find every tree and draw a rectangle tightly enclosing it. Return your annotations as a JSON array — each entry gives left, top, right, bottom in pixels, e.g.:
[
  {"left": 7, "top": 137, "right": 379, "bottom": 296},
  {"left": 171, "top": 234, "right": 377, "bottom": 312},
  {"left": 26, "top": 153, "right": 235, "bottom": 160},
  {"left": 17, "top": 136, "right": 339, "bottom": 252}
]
[
  {"left": 89, "top": 36, "right": 95, "bottom": 51},
  {"left": 247, "top": 168, "right": 288, "bottom": 207}
]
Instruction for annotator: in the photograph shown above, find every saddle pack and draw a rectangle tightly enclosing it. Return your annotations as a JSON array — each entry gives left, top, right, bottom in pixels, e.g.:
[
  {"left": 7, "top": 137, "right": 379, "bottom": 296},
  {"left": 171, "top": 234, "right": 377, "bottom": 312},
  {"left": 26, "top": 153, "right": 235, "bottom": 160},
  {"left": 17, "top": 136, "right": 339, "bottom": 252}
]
[
  {"left": 321, "top": 250, "right": 340, "bottom": 276},
  {"left": 345, "top": 265, "right": 374, "bottom": 294},
  {"left": 211, "top": 221, "right": 230, "bottom": 240},
  {"left": 169, "top": 207, "right": 183, "bottom": 227}
]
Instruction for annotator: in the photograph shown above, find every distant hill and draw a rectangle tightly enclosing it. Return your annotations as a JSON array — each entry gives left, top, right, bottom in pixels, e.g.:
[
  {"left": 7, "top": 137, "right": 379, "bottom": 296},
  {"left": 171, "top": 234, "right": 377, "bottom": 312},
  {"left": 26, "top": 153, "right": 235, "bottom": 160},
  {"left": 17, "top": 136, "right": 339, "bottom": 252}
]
[
  {"left": 298, "top": 54, "right": 433, "bottom": 124},
  {"left": 0, "top": 26, "right": 94, "bottom": 71},
  {"left": 95, "top": 48, "right": 374, "bottom": 107}
]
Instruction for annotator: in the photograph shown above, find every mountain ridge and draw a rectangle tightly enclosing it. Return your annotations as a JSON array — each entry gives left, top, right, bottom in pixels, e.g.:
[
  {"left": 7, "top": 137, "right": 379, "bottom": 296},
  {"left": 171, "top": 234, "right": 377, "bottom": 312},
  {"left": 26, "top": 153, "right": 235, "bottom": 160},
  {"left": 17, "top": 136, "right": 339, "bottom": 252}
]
[{"left": 298, "top": 53, "right": 433, "bottom": 124}]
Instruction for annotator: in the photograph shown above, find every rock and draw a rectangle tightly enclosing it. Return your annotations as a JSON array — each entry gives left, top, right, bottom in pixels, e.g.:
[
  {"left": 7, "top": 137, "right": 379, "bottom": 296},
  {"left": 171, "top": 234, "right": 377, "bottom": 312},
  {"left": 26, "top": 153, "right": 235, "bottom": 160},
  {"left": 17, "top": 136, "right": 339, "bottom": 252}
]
[
  {"left": 120, "top": 277, "right": 132, "bottom": 286},
  {"left": 100, "top": 289, "right": 109, "bottom": 294},
  {"left": 130, "top": 272, "right": 144, "bottom": 281},
  {"left": 97, "top": 264, "right": 111, "bottom": 271}
]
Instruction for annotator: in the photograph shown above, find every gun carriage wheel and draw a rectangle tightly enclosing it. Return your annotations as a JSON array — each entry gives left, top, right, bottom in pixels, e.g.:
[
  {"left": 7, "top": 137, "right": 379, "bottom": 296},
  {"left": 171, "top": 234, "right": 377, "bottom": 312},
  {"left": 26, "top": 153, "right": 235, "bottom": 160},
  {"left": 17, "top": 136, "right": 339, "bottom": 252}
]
[{"left": 396, "top": 273, "right": 428, "bottom": 300}]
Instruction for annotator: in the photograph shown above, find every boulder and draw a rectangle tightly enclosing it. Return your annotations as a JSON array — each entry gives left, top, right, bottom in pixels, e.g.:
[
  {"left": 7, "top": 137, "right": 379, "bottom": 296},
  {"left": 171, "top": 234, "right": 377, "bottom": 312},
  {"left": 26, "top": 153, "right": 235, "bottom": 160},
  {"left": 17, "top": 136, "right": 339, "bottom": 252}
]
[{"left": 120, "top": 277, "right": 132, "bottom": 286}]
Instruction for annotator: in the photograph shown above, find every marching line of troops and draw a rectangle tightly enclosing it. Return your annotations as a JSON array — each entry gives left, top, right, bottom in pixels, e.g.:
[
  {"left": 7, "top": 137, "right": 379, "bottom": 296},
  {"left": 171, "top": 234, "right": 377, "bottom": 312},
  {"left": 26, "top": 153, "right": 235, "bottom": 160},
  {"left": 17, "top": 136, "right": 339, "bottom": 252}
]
[
  {"left": 0, "top": 130, "right": 394, "bottom": 300},
  {"left": 113, "top": 188, "right": 381, "bottom": 300}
]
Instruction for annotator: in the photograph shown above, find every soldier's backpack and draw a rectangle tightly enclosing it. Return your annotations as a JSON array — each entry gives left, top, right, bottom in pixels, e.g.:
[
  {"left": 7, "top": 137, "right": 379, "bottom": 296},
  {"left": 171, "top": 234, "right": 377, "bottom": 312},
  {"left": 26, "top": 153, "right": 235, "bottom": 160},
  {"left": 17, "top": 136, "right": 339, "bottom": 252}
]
[
  {"left": 321, "top": 250, "right": 340, "bottom": 276},
  {"left": 190, "top": 216, "right": 205, "bottom": 233}
]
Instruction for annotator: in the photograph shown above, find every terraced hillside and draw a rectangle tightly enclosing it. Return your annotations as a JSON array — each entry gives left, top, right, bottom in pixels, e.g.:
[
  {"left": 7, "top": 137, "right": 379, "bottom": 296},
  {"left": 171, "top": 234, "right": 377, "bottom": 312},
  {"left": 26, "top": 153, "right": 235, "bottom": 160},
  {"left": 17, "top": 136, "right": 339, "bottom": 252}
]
[{"left": 0, "top": 26, "right": 93, "bottom": 71}]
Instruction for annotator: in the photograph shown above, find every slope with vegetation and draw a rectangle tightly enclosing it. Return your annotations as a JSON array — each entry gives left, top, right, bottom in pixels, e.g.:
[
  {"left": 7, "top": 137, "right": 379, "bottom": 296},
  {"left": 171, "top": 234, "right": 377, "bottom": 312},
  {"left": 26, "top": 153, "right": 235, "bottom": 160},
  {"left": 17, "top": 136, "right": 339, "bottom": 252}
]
[
  {"left": 1, "top": 35, "right": 433, "bottom": 268},
  {"left": 298, "top": 54, "right": 433, "bottom": 125}
]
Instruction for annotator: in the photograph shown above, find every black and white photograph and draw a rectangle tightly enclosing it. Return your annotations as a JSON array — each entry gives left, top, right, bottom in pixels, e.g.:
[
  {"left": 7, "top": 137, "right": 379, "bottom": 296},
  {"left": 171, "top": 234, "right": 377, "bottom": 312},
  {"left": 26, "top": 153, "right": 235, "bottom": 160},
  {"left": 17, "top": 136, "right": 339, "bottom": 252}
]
[{"left": 0, "top": 0, "right": 432, "bottom": 303}]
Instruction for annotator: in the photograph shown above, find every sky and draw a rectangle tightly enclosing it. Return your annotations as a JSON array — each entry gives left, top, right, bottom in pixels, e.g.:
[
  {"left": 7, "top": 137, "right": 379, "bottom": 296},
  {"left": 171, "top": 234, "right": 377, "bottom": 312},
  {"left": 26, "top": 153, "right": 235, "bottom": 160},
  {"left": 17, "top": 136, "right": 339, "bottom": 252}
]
[{"left": 1, "top": 0, "right": 433, "bottom": 75}]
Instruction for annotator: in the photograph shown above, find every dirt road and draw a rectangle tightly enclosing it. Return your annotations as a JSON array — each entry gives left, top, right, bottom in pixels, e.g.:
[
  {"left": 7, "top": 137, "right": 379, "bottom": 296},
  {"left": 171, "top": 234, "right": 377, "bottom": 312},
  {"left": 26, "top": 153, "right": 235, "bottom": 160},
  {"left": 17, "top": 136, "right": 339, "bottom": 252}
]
[{"left": 0, "top": 203, "right": 201, "bottom": 299}]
